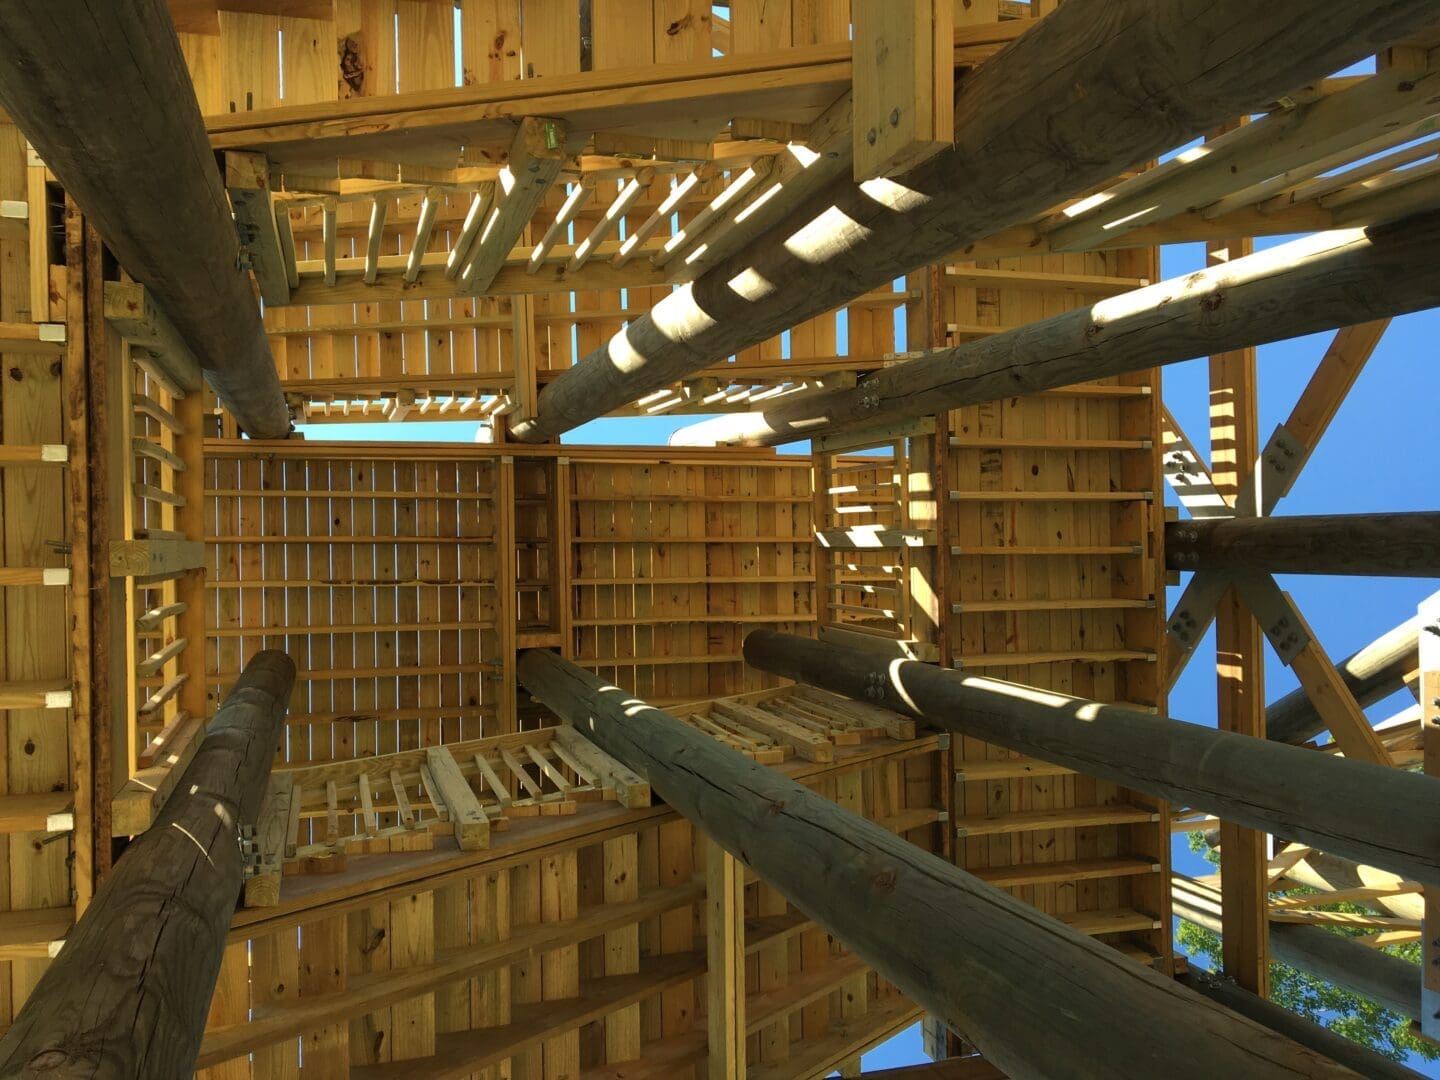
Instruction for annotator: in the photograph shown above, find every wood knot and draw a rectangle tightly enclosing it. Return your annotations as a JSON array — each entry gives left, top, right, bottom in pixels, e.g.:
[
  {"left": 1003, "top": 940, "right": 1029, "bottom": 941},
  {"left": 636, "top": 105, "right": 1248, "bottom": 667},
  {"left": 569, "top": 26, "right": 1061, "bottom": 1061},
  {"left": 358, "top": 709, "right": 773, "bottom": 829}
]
[
  {"left": 1202, "top": 293, "right": 1224, "bottom": 312},
  {"left": 766, "top": 799, "right": 785, "bottom": 816},
  {"left": 871, "top": 869, "right": 898, "bottom": 893},
  {"left": 26, "top": 1050, "right": 71, "bottom": 1070}
]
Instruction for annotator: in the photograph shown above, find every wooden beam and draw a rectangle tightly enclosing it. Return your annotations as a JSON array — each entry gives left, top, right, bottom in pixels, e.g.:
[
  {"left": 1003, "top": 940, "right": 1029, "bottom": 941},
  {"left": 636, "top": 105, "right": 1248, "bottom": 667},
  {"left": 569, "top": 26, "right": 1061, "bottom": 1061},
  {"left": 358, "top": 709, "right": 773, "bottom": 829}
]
[
  {"left": 1166, "top": 512, "right": 1440, "bottom": 577},
  {"left": 1420, "top": 589, "right": 1440, "bottom": 1041},
  {"left": 1283, "top": 851, "right": 1424, "bottom": 922},
  {"left": 1178, "top": 968, "right": 1423, "bottom": 1080},
  {"left": 672, "top": 213, "right": 1440, "bottom": 446},
  {"left": 108, "top": 538, "right": 205, "bottom": 578},
  {"left": 458, "top": 118, "right": 569, "bottom": 296},
  {"left": 853, "top": 1, "right": 954, "bottom": 180},
  {"left": 1207, "top": 221, "right": 1269, "bottom": 996},
  {"left": 511, "top": 0, "right": 1440, "bottom": 441},
  {"left": 1045, "top": 58, "right": 1440, "bottom": 252},
  {"left": 224, "top": 151, "right": 290, "bottom": 305},
  {"left": 705, "top": 837, "right": 746, "bottom": 1080},
  {"left": 742, "top": 630, "right": 1440, "bottom": 888},
  {"left": 0, "top": 652, "right": 295, "bottom": 1077},
  {"left": 1268, "top": 613, "right": 1420, "bottom": 745},
  {"left": 516, "top": 649, "right": 1360, "bottom": 1079},
  {"left": 102, "top": 281, "right": 203, "bottom": 395},
  {"left": 0, "top": 1, "right": 290, "bottom": 437},
  {"left": 422, "top": 746, "right": 490, "bottom": 850},
  {"left": 1174, "top": 875, "right": 1420, "bottom": 1023}
]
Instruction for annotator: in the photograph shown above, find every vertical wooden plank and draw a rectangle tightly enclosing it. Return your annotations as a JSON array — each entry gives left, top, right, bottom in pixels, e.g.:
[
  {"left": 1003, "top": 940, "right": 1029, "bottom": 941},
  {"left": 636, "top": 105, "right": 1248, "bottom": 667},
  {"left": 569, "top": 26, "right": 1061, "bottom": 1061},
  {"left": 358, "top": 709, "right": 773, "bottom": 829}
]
[
  {"left": 541, "top": 849, "right": 580, "bottom": 1078},
  {"left": 461, "top": 0, "right": 523, "bottom": 85},
  {"left": 253, "top": 930, "right": 302, "bottom": 1077},
  {"left": 301, "top": 914, "right": 350, "bottom": 1071},
  {"left": 390, "top": 889, "right": 437, "bottom": 1060},
  {"left": 1208, "top": 221, "right": 1268, "bottom": 997},
  {"left": 194, "top": 942, "right": 251, "bottom": 1080},
  {"left": 705, "top": 836, "right": 745, "bottom": 1080},
  {"left": 61, "top": 200, "right": 93, "bottom": 914},
  {"left": 1421, "top": 590, "right": 1440, "bottom": 1041},
  {"left": 852, "top": 2, "right": 953, "bottom": 179},
  {"left": 604, "top": 833, "right": 641, "bottom": 1064}
]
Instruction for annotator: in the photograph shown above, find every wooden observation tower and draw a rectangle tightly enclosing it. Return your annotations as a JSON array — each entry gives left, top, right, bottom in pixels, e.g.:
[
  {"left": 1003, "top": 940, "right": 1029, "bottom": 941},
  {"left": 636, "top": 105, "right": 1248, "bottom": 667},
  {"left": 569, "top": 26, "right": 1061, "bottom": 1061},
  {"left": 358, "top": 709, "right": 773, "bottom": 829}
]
[{"left": 0, "top": 1, "right": 1436, "bottom": 1076}]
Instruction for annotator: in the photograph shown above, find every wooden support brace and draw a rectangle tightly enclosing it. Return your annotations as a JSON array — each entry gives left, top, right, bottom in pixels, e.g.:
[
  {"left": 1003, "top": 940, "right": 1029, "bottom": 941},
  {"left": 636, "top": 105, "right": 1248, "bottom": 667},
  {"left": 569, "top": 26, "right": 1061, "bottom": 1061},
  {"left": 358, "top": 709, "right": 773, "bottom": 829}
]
[
  {"left": 109, "top": 539, "right": 205, "bottom": 578},
  {"left": 853, "top": 1, "right": 955, "bottom": 180},
  {"left": 103, "top": 282, "right": 203, "bottom": 395},
  {"left": 459, "top": 118, "right": 570, "bottom": 296},
  {"left": 423, "top": 746, "right": 490, "bottom": 850}
]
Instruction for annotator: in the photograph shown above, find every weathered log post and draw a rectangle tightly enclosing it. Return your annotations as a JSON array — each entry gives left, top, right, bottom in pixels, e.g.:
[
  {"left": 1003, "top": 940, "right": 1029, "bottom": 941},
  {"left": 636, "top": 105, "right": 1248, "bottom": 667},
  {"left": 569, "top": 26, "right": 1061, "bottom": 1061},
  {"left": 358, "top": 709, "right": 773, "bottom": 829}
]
[
  {"left": 0, "top": 0, "right": 291, "bottom": 438},
  {"left": 1166, "top": 513, "right": 1440, "bottom": 577},
  {"left": 513, "top": 0, "right": 1440, "bottom": 443},
  {"left": 0, "top": 652, "right": 295, "bottom": 1079},
  {"left": 1177, "top": 967, "right": 1424, "bottom": 1080},
  {"left": 671, "top": 215, "right": 1440, "bottom": 447},
  {"left": 1173, "top": 876, "right": 1419, "bottom": 1023},
  {"left": 516, "top": 649, "right": 1363, "bottom": 1079},
  {"left": 741, "top": 630, "right": 1440, "bottom": 888},
  {"left": 1268, "top": 615, "right": 1420, "bottom": 746}
]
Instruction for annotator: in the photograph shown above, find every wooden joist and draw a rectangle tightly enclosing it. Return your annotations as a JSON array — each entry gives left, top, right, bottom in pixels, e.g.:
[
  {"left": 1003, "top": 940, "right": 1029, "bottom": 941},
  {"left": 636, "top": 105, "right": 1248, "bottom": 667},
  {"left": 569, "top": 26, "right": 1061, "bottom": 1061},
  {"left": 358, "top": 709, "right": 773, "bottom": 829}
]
[
  {"left": 422, "top": 746, "right": 490, "bottom": 850},
  {"left": 0, "top": 679, "right": 72, "bottom": 711},
  {"left": 458, "top": 118, "right": 570, "bottom": 296},
  {"left": 109, "top": 538, "right": 205, "bottom": 578},
  {"left": 0, "top": 320, "right": 64, "bottom": 353},
  {"left": 512, "top": 0, "right": 1440, "bottom": 441}
]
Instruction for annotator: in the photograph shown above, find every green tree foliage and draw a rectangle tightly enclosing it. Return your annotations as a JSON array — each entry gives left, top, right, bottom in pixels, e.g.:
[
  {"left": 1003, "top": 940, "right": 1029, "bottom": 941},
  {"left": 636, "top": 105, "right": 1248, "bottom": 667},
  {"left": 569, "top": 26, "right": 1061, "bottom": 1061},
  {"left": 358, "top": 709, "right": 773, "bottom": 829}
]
[{"left": 1178, "top": 834, "right": 1437, "bottom": 1064}]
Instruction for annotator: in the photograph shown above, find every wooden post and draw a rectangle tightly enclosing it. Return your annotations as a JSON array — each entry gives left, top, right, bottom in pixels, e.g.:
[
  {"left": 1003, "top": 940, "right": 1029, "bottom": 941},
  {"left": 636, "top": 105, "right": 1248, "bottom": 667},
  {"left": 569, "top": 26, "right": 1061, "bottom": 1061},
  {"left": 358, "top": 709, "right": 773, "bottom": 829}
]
[
  {"left": 705, "top": 836, "right": 746, "bottom": 1080},
  {"left": 671, "top": 211, "right": 1440, "bottom": 447},
  {"left": 0, "top": 1, "right": 290, "bottom": 437},
  {"left": 1420, "top": 590, "right": 1440, "bottom": 1041},
  {"left": 0, "top": 651, "right": 295, "bottom": 1078},
  {"left": 1208, "top": 220, "right": 1269, "bottom": 996},
  {"left": 852, "top": 1, "right": 954, "bottom": 180},
  {"left": 1167, "top": 513, "right": 1440, "bottom": 577},
  {"left": 515, "top": 650, "right": 1358, "bottom": 1079},
  {"left": 741, "top": 629, "right": 1440, "bottom": 888},
  {"left": 512, "top": 0, "right": 1440, "bottom": 441},
  {"left": 1267, "top": 614, "right": 1419, "bottom": 746}
]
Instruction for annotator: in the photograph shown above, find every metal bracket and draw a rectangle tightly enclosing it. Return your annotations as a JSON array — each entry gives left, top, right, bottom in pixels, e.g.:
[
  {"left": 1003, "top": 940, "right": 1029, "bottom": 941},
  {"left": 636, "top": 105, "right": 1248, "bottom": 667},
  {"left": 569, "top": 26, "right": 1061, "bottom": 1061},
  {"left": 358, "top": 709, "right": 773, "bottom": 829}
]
[
  {"left": 1253, "top": 423, "right": 1310, "bottom": 517},
  {"left": 1232, "top": 572, "right": 1311, "bottom": 666},
  {"left": 1165, "top": 571, "right": 1231, "bottom": 649}
]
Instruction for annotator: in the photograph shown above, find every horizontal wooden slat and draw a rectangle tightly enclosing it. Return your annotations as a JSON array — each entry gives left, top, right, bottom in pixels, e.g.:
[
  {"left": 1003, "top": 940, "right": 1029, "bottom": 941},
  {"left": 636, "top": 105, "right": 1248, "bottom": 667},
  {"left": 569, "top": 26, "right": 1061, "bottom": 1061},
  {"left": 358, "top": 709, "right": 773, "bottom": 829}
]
[
  {"left": 0, "top": 680, "right": 72, "bottom": 710},
  {"left": 972, "top": 857, "right": 1161, "bottom": 888},
  {"left": 954, "top": 805, "right": 1159, "bottom": 838}
]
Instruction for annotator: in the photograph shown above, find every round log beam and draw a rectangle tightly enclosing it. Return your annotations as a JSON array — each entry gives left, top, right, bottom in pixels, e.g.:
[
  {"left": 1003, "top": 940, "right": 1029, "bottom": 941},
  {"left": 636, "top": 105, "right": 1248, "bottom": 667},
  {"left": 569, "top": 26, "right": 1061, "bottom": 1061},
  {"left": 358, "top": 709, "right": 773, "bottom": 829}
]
[
  {"left": 1268, "top": 615, "right": 1420, "bottom": 745},
  {"left": 0, "top": 652, "right": 296, "bottom": 1078},
  {"left": 741, "top": 630, "right": 1440, "bottom": 888},
  {"left": 0, "top": 1, "right": 292, "bottom": 438},
  {"left": 671, "top": 213, "right": 1440, "bottom": 447},
  {"left": 1166, "top": 513, "right": 1440, "bottom": 577},
  {"left": 1178, "top": 968, "right": 1424, "bottom": 1079},
  {"left": 1173, "top": 876, "right": 1418, "bottom": 1022},
  {"left": 512, "top": 0, "right": 1440, "bottom": 442},
  {"left": 517, "top": 649, "right": 1361, "bottom": 1079}
]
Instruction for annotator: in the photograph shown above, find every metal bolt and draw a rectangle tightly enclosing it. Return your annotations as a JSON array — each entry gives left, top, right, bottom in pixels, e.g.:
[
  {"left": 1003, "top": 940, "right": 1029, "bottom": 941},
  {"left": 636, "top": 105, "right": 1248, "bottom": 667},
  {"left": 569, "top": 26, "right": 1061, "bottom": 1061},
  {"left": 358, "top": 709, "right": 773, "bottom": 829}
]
[
  {"left": 866, "top": 128, "right": 878, "bottom": 146},
  {"left": 889, "top": 107, "right": 901, "bottom": 127}
]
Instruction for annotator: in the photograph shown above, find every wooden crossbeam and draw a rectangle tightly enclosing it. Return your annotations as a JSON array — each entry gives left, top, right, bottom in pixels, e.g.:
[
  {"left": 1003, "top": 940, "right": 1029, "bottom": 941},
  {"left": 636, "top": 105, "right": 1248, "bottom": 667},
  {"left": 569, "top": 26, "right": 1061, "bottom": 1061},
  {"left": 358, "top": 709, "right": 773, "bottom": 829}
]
[{"left": 458, "top": 118, "right": 570, "bottom": 296}]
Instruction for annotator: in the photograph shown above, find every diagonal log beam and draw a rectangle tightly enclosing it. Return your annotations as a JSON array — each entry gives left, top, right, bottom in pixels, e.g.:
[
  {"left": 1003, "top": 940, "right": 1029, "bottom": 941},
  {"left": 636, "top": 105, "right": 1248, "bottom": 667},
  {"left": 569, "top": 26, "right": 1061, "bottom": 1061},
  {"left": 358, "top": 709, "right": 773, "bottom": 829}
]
[
  {"left": 1166, "top": 512, "right": 1440, "bottom": 577},
  {"left": 742, "top": 630, "right": 1440, "bottom": 888},
  {"left": 511, "top": 0, "right": 1440, "bottom": 441},
  {"left": 1179, "top": 968, "right": 1425, "bottom": 1080},
  {"left": 1174, "top": 875, "right": 1419, "bottom": 1023},
  {"left": 517, "top": 649, "right": 1360, "bottom": 1079},
  {"left": 0, "top": 652, "right": 296, "bottom": 1078},
  {"left": 0, "top": 0, "right": 291, "bottom": 438},
  {"left": 672, "top": 213, "right": 1440, "bottom": 447}
]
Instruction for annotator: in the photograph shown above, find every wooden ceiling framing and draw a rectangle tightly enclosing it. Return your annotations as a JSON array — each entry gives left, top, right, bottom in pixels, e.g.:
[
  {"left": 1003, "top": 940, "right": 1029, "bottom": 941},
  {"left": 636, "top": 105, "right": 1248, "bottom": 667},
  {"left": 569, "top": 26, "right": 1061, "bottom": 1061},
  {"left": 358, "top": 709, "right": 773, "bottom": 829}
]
[{"left": 2, "top": 1, "right": 1440, "bottom": 1078}]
